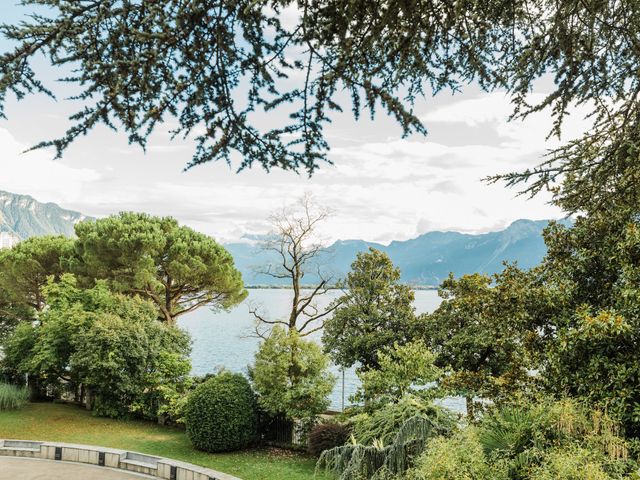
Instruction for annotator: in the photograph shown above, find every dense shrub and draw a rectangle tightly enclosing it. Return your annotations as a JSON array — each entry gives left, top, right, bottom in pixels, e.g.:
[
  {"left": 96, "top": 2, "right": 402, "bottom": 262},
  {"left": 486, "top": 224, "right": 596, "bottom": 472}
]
[
  {"left": 308, "top": 422, "right": 351, "bottom": 457},
  {"left": 69, "top": 293, "right": 192, "bottom": 419},
  {"left": 317, "top": 414, "right": 450, "bottom": 480},
  {"left": 185, "top": 372, "right": 257, "bottom": 452},
  {"left": 2, "top": 276, "right": 193, "bottom": 420},
  {"left": 317, "top": 395, "right": 457, "bottom": 480},
  {"left": 0, "top": 383, "right": 28, "bottom": 410},
  {"left": 477, "top": 399, "right": 634, "bottom": 478},
  {"left": 530, "top": 447, "right": 614, "bottom": 480},
  {"left": 407, "top": 399, "right": 636, "bottom": 480},
  {"left": 351, "top": 394, "right": 456, "bottom": 445},
  {"left": 409, "top": 428, "right": 509, "bottom": 480}
]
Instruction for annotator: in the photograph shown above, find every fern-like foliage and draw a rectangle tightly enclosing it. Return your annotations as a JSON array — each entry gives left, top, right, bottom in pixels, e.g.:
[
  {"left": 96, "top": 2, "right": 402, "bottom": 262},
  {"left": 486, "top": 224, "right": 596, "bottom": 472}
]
[
  {"left": 478, "top": 405, "right": 544, "bottom": 478},
  {"left": 477, "top": 399, "right": 631, "bottom": 479},
  {"left": 479, "top": 406, "right": 538, "bottom": 455},
  {"left": 316, "top": 415, "right": 442, "bottom": 479}
]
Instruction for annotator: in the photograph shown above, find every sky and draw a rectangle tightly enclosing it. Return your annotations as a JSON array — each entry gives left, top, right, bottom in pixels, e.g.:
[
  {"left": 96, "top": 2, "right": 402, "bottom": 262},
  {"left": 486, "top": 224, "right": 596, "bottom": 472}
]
[{"left": 0, "top": 6, "right": 591, "bottom": 244}]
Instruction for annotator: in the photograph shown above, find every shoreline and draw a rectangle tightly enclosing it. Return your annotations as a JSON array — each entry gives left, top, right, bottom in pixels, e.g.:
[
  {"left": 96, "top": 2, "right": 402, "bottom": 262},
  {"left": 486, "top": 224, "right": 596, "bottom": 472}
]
[{"left": 244, "top": 284, "right": 438, "bottom": 291}]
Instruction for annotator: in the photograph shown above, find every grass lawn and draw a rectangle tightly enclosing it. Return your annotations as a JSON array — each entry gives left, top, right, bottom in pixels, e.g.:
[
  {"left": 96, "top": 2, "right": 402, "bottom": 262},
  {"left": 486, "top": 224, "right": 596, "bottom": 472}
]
[{"left": 0, "top": 402, "right": 327, "bottom": 480}]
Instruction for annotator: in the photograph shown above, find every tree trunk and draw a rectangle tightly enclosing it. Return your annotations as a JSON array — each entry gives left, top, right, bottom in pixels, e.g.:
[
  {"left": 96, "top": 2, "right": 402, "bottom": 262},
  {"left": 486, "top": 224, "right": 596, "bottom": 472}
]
[
  {"left": 289, "top": 265, "right": 300, "bottom": 332},
  {"left": 466, "top": 395, "right": 475, "bottom": 420},
  {"left": 164, "top": 276, "right": 175, "bottom": 326},
  {"left": 85, "top": 388, "right": 95, "bottom": 411},
  {"left": 27, "top": 374, "right": 49, "bottom": 402}
]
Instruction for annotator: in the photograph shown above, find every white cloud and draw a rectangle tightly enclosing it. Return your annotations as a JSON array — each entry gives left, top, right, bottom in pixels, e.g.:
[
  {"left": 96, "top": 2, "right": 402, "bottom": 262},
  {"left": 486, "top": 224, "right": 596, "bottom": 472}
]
[
  {"left": 422, "top": 92, "right": 519, "bottom": 126},
  {"left": 0, "top": 87, "right": 586, "bottom": 245},
  {"left": 423, "top": 91, "right": 593, "bottom": 149},
  {"left": 0, "top": 128, "right": 101, "bottom": 203}
]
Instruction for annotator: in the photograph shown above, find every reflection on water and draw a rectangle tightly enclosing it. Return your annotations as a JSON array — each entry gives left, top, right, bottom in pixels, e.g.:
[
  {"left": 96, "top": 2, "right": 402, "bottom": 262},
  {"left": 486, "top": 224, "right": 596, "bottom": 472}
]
[{"left": 179, "top": 288, "right": 464, "bottom": 413}]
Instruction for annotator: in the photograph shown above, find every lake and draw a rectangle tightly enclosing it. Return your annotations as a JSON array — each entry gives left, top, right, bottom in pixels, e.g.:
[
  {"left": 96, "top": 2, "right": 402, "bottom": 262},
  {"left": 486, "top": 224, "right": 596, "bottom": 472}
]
[{"left": 179, "top": 288, "right": 464, "bottom": 412}]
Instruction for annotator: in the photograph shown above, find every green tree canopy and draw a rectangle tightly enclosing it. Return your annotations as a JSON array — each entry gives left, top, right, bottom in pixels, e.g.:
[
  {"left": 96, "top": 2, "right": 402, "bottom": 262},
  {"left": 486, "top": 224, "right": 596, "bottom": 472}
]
[
  {"left": 72, "top": 212, "right": 246, "bottom": 324},
  {"left": 0, "top": 287, "right": 33, "bottom": 342},
  {"left": 423, "top": 267, "right": 541, "bottom": 418},
  {"left": 323, "top": 247, "right": 417, "bottom": 371},
  {"left": 249, "top": 326, "right": 335, "bottom": 421},
  {"left": 356, "top": 340, "right": 441, "bottom": 406},
  {"left": 2, "top": 273, "right": 192, "bottom": 419},
  {"left": 537, "top": 209, "right": 640, "bottom": 435},
  {"left": 71, "top": 305, "right": 192, "bottom": 418},
  {"left": 0, "top": 235, "right": 73, "bottom": 312},
  {"left": 2, "top": 321, "right": 37, "bottom": 383},
  {"left": 1, "top": 1, "right": 638, "bottom": 211}
]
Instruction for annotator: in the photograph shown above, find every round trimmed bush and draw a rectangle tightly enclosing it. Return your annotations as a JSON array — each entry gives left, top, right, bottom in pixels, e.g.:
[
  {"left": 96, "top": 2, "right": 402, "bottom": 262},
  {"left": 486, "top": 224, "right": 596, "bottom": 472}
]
[
  {"left": 308, "top": 422, "right": 351, "bottom": 457},
  {"left": 185, "top": 372, "right": 257, "bottom": 452}
]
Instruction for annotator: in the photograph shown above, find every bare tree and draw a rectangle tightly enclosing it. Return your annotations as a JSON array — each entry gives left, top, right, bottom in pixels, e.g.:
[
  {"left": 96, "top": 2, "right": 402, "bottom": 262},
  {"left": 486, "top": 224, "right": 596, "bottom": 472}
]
[{"left": 251, "top": 194, "right": 340, "bottom": 338}]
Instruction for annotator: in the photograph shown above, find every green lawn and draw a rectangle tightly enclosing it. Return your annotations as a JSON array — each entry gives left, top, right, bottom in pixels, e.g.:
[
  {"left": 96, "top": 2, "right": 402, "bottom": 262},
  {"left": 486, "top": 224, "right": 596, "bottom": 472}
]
[{"left": 0, "top": 402, "right": 326, "bottom": 480}]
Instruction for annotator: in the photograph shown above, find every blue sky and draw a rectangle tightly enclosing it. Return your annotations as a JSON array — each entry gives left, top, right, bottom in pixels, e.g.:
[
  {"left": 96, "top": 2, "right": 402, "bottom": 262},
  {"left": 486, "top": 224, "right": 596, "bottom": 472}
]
[{"left": 0, "top": 3, "right": 587, "bottom": 243}]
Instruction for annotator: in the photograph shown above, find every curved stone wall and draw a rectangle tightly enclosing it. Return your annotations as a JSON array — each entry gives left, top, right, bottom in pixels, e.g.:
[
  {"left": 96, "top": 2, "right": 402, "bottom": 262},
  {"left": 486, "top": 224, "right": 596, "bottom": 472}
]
[{"left": 0, "top": 439, "right": 241, "bottom": 480}]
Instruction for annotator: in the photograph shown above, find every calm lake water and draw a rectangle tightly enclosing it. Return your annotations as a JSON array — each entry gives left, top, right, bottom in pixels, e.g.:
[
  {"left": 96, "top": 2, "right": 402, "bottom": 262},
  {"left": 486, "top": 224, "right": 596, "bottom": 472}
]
[{"left": 179, "top": 288, "right": 464, "bottom": 412}]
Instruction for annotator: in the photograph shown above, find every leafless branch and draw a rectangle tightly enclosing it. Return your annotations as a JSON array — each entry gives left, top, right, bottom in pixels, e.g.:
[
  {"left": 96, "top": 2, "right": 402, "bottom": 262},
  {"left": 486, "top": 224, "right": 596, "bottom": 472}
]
[
  {"left": 298, "top": 299, "right": 343, "bottom": 334},
  {"left": 254, "top": 194, "right": 337, "bottom": 335}
]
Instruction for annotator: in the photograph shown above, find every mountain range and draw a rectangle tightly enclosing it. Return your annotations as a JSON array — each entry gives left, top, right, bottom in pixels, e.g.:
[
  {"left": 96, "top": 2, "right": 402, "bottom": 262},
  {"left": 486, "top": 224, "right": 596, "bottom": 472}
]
[
  {"left": 226, "top": 218, "right": 568, "bottom": 287},
  {"left": 0, "top": 190, "right": 90, "bottom": 241},
  {"left": 0, "top": 190, "right": 567, "bottom": 286}
]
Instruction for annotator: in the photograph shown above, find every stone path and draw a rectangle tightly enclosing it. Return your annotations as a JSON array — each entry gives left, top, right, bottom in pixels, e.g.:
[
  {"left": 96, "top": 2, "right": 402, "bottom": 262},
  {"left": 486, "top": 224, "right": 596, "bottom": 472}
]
[{"left": 0, "top": 457, "right": 154, "bottom": 479}]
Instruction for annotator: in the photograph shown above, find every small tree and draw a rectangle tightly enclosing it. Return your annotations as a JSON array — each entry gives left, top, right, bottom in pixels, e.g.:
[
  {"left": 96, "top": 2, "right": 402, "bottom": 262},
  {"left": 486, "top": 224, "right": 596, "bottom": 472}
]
[
  {"left": 323, "top": 247, "right": 417, "bottom": 371},
  {"left": 356, "top": 340, "right": 441, "bottom": 406},
  {"left": 251, "top": 195, "right": 339, "bottom": 337},
  {"left": 72, "top": 212, "right": 246, "bottom": 324},
  {"left": 250, "top": 326, "right": 335, "bottom": 422},
  {"left": 2, "top": 273, "right": 99, "bottom": 400}
]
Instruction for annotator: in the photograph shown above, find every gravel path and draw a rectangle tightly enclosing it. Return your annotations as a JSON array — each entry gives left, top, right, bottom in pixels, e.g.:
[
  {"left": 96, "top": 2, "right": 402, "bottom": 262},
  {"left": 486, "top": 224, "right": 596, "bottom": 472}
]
[{"left": 0, "top": 457, "right": 154, "bottom": 480}]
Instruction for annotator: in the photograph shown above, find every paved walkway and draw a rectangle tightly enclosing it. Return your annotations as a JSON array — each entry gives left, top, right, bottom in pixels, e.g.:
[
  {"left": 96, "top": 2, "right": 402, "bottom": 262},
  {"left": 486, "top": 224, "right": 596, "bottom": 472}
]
[{"left": 0, "top": 457, "right": 154, "bottom": 479}]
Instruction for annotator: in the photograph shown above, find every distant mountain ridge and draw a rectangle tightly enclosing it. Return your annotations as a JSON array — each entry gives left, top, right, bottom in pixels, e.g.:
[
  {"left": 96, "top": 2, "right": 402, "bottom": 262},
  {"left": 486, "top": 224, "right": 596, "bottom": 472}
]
[
  {"left": 0, "top": 190, "right": 91, "bottom": 240},
  {"left": 227, "top": 218, "right": 571, "bottom": 287},
  {"left": 0, "top": 190, "right": 567, "bottom": 285}
]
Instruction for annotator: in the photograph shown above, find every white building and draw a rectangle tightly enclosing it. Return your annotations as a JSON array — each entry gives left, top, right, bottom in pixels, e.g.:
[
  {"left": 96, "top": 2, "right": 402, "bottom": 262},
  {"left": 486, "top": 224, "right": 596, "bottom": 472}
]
[{"left": 0, "top": 232, "right": 19, "bottom": 249}]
